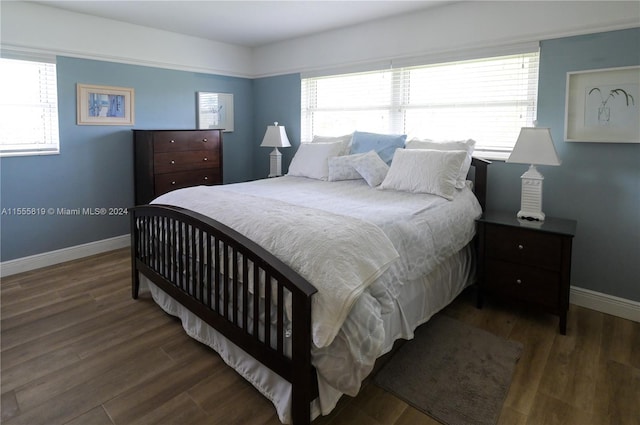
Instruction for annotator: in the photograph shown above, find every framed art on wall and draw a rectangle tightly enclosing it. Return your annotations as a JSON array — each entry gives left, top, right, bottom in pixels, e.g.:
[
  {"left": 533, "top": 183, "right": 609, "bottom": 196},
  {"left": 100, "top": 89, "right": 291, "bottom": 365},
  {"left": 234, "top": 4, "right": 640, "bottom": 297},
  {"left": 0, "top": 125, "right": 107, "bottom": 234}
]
[
  {"left": 197, "top": 92, "right": 234, "bottom": 132},
  {"left": 77, "top": 84, "right": 135, "bottom": 125},
  {"left": 565, "top": 66, "right": 639, "bottom": 143}
]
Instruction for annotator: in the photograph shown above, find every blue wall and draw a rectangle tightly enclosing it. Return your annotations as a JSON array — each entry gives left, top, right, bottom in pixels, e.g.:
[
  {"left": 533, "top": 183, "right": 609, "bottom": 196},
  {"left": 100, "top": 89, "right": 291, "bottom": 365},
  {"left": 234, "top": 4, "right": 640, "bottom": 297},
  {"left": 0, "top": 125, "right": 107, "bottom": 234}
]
[
  {"left": 0, "top": 56, "right": 254, "bottom": 261},
  {"left": 252, "top": 74, "right": 301, "bottom": 179}
]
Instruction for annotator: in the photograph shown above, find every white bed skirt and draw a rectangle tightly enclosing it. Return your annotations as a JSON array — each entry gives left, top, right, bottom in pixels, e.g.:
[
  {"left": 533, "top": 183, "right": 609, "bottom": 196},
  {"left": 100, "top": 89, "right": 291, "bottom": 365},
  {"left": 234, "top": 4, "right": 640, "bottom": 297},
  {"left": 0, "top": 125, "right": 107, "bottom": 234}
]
[{"left": 139, "top": 244, "right": 474, "bottom": 424}]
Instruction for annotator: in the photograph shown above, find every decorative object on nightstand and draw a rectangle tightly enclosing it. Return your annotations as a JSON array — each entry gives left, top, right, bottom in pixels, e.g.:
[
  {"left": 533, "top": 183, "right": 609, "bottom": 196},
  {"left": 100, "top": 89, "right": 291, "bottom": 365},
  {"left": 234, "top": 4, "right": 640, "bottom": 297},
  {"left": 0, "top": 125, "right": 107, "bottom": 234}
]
[
  {"left": 476, "top": 211, "right": 577, "bottom": 335},
  {"left": 260, "top": 122, "right": 291, "bottom": 177},
  {"left": 507, "top": 127, "right": 561, "bottom": 221}
]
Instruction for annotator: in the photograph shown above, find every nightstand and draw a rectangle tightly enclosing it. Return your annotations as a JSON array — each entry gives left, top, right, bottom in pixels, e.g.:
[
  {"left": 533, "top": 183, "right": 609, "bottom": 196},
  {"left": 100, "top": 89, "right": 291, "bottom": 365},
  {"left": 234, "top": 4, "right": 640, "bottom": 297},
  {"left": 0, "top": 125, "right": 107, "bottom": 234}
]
[{"left": 476, "top": 211, "right": 577, "bottom": 334}]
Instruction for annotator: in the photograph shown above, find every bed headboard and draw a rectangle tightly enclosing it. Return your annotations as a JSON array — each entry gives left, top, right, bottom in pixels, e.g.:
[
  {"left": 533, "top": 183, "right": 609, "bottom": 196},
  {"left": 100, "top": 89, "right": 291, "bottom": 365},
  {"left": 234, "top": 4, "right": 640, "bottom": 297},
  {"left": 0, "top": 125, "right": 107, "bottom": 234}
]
[{"left": 469, "top": 157, "right": 491, "bottom": 212}]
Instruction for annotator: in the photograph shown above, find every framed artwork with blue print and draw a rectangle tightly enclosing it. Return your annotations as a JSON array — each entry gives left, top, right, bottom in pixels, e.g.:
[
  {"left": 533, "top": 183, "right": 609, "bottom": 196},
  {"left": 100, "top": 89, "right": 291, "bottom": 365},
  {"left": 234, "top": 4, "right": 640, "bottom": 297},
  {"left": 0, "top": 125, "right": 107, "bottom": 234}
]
[{"left": 76, "top": 83, "right": 134, "bottom": 126}]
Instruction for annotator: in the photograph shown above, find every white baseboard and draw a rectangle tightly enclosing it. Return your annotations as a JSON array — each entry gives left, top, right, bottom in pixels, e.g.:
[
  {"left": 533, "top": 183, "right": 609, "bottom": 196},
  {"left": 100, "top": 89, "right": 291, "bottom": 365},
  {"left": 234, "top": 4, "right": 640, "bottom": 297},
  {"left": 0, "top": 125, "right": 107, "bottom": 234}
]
[
  {"left": 570, "top": 286, "right": 640, "bottom": 323},
  {"left": 0, "top": 234, "right": 130, "bottom": 278}
]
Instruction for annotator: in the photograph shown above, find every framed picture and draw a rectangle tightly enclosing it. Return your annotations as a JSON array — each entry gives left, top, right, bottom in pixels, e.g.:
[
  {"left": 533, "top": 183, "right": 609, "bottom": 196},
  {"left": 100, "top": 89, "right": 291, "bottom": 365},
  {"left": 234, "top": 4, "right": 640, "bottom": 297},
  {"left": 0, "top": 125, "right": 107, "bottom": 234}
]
[
  {"left": 77, "top": 84, "right": 135, "bottom": 125},
  {"left": 565, "top": 66, "right": 639, "bottom": 143},
  {"left": 197, "top": 92, "right": 234, "bottom": 132}
]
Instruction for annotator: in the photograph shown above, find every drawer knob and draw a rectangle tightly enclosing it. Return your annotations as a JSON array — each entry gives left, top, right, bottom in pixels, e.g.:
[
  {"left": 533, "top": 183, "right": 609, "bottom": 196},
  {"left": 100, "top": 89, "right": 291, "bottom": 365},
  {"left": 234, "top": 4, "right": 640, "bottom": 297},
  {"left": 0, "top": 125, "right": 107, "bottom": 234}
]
[
  {"left": 204, "top": 176, "right": 208, "bottom": 181},
  {"left": 171, "top": 181, "right": 176, "bottom": 185},
  {"left": 518, "top": 244, "right": 524, "bottom": 250},
  {"left": 202, "top": 138, "right": 208, "bottom": 142},
  {"left": 516, "top": 279, "right": 522, "bottom": 284},
  {"left": 170, "top": 160, "right": 175, "bottom": 164},
  {"left": 203, "top": 157, "right": 208, "bottom": 161},
  {"left": 170, "top": 140, "right": 175, "bottom": 143}
]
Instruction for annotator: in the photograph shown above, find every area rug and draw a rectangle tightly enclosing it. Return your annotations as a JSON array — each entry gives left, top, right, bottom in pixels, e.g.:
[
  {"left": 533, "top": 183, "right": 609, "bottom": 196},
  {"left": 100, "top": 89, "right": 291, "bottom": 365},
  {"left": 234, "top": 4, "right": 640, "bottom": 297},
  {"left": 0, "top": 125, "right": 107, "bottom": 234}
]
[{"left": 374, "top": 315, "right": 523, "bottom": 425}]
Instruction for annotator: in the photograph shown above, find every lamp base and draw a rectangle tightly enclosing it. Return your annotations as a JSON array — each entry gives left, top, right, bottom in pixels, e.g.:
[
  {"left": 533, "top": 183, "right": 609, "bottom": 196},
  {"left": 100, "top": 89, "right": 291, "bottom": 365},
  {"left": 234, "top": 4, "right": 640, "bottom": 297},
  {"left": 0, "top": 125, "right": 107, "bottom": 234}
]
[
  {"left": 268, "top": 147, "right": 283, "bottom": 178},
  {"left": 517, "top": 164, "right": 546, "bottom": 221},
  {"left": 517, "top": 217, "right": 544, "bottom": 229},
  {"left": 517, "top": 210, "right": 546, "bottom": 221}
]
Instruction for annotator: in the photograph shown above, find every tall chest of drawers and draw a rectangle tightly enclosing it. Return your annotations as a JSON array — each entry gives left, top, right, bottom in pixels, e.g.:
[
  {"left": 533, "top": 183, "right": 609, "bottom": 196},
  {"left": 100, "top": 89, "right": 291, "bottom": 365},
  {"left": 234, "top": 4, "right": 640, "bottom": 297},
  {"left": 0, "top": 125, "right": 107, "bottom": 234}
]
[
  {"left": 476, "top": 211, "right": 576, "bottom": 334},
  {"left": 133, "top": 129, "right": 223, "bottom": 204}
]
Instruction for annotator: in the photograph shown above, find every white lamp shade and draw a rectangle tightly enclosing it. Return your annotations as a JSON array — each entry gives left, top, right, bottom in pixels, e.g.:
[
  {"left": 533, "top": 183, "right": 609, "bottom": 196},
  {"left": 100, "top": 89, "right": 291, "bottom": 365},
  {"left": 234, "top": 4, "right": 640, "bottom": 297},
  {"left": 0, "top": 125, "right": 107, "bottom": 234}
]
[
  {"left": 260, "top": 122, "right": 291, "bottom": 148},
  {"left": 507, "top": 127, "right": 561, "bottom": 166}
]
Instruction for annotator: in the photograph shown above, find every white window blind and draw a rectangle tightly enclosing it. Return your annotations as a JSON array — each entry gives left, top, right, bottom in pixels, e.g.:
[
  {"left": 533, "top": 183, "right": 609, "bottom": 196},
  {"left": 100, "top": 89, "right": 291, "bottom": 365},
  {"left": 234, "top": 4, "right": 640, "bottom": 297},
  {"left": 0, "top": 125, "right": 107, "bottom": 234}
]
[
  {"left": 301, "top": 51, "right": 539, "bottom": 159},
  {"left": 0, "top": 57, "right": 60, "bottom": 157}
]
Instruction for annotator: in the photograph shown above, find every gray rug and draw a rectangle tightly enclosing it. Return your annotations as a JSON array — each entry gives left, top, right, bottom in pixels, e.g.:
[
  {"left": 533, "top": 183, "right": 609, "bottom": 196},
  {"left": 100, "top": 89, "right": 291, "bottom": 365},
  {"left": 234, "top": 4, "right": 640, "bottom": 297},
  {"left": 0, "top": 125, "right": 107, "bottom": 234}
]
[{"left": 374, "top": 315, "right": 523, "bottom": 425}]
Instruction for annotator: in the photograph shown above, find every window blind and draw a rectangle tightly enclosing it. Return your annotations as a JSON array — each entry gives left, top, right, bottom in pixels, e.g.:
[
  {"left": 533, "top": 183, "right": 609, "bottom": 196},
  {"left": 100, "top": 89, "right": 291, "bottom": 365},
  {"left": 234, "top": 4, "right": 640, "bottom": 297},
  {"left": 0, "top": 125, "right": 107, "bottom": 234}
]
[
  {"left": 0, "top": 57, "right": 60, "bottom": 156},
  {"left": 301, "top": 51, "right": 539, "bottom": 159}
]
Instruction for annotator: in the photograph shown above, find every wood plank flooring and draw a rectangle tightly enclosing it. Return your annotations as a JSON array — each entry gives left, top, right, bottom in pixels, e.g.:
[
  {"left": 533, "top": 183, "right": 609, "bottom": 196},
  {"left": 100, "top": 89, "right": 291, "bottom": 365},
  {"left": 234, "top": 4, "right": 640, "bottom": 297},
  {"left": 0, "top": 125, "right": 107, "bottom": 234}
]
[{"left": 1, "top": 248, "right": 638, "bottom": 425}]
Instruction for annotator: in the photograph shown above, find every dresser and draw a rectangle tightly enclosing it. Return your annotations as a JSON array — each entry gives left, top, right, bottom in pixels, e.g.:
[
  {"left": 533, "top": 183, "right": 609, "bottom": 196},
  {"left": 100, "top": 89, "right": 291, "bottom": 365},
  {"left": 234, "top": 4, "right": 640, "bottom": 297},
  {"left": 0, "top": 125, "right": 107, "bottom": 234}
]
[
  {"left": 133, "top": 129, "right": 223, "bottom": 204},
  {"left": 476, "top": 211, "right": 576, "bottom": 334}
]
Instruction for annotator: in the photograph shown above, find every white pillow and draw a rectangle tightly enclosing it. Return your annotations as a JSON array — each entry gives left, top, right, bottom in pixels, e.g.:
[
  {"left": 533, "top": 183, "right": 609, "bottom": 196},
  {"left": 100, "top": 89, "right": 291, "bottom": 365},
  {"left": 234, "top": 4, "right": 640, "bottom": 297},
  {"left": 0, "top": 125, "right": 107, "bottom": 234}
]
[
  {"left": 405, "top": 138, "right": 476, "bottom": 189},
  {"left": 287, "top": 142, "right": 346, "bottom": 180},
  {"left": 352, "top": 150, "right": 389, "bottom": 187},
  {"left": 328, "top": 153, "right": 366, "bottom": 181},
  {"left": 379, "top": 149, "right": 467, "bottom": 200},
  {"left": 311, "top": 134, "right": 352, "bottom": 155}
]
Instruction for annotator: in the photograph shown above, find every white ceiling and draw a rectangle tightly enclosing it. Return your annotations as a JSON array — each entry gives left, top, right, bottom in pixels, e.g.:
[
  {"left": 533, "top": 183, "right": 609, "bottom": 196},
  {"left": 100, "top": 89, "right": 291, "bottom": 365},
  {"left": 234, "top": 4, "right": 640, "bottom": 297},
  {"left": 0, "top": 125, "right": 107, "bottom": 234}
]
[{"left": 30, "top": 0, "right": 452, "bottom": 47}]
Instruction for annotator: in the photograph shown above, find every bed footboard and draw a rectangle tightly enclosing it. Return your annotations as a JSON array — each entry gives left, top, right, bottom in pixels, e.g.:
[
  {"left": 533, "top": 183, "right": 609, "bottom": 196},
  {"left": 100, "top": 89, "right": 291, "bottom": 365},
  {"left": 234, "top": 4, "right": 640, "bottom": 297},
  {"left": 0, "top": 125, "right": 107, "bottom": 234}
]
[{"left": 129, "top": 204, "right": 318, "bottom": 425}]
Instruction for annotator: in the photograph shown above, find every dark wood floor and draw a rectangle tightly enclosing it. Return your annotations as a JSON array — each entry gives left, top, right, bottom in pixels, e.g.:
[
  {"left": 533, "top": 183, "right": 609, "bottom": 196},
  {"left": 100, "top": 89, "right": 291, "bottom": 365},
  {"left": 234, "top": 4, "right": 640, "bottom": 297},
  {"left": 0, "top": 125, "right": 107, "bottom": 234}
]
[{"left": 1, "top": 248, "right": 638, "bottom": 425}]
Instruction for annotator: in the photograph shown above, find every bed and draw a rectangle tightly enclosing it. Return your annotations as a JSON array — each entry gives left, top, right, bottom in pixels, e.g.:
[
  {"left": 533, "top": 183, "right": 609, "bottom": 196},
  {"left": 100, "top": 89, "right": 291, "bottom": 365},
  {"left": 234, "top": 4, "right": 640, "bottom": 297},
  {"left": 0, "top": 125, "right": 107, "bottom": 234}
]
[{"left": 129, "top": 136, "right": 490, "bottom": 425}]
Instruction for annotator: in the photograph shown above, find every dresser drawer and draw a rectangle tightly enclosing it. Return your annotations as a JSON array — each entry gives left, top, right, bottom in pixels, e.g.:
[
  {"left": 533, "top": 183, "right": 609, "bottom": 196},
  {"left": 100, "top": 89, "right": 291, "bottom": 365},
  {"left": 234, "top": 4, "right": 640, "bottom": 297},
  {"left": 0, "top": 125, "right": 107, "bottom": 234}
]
[
  {"left": 154, "top": 170, "right": 220, "bottom": 196},
  {"left": 153, "top": 131, "right": 220, "bottom": 153},
  {"left": 485, "top": 259, "right": 560, "bottom": 309},
  {"left": 154, "top": 151, "right": 219, "bottom": 173},
  {"left": 485, "top": 225, "right": 562, "bottom": 270}
]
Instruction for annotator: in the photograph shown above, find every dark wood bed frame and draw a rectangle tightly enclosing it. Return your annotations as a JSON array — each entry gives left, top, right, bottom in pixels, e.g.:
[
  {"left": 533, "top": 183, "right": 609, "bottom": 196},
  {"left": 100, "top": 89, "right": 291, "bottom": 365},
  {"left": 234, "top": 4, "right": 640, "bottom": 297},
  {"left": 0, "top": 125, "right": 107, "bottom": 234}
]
[{"left": 129, "top": 157, "right": 490, "bottom": 425}]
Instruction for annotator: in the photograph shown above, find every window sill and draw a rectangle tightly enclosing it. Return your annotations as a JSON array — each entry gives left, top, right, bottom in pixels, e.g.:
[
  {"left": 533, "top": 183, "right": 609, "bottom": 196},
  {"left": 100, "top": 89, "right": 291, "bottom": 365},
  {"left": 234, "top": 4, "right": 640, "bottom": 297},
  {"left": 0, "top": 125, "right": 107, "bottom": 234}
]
[
  {"left": 473, "top": 151, "right": 510, "bottom": 161},
  {"left": 1, "top": 150, "right": 60, "bottom": 158}
]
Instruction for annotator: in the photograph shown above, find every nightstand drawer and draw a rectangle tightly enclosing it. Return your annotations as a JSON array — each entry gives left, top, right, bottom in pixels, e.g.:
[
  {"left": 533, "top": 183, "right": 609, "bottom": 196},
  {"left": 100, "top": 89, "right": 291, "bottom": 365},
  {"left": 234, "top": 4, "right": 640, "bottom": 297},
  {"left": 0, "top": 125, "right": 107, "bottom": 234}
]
[
  {"left": 485, "top": 225, "right": 562, "bottom": 270},
  {"left": 485, "top": 259, "right": 560, "bottom": 309}
]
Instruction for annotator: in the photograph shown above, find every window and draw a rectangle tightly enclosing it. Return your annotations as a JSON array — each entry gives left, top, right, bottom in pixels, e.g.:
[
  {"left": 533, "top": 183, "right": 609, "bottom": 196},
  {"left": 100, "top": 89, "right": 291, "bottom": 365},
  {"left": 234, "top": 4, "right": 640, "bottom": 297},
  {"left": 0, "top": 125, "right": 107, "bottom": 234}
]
[
  {"left": 0, "top": 57, "right": 60, "bottom": 157},
  {"left": 301, "top": 51, "right": 539, "bottom": 159}
]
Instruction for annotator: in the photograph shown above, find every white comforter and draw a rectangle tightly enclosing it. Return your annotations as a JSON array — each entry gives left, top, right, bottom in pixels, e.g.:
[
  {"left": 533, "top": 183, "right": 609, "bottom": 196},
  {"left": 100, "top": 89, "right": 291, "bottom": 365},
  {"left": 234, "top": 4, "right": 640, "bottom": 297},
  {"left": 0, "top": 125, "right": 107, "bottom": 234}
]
[
  {"left": 151, "top": 176, "right": 481, "bottom": 400},
  {"left": 222, "top": 177, "right": 481, "bottom": 284},
  {"left": 152, "top": 187, "right": 399, "bottom": 348}
]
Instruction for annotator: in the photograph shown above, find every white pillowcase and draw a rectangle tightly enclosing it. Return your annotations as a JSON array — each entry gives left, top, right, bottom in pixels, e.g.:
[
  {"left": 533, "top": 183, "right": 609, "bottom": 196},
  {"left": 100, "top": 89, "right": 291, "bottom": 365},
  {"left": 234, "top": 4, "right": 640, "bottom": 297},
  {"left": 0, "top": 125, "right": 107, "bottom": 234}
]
[
  {"left": 405, "top": 138, "right": 476, "bottom": 189},
  {"left": 379, "top": 149, "right": 467, "bottom": 200},
  {"left": 328, "top": 153, "right": 366, "bottom": 181},
  {"left": 352, "top": 150, "right": 389, "bottom": 187},
  {"left": 311, "top": 134, "right": 352, "bottom": 156},
  {"left": 287, "top": 142, "right": 346, "bottom": 180}
]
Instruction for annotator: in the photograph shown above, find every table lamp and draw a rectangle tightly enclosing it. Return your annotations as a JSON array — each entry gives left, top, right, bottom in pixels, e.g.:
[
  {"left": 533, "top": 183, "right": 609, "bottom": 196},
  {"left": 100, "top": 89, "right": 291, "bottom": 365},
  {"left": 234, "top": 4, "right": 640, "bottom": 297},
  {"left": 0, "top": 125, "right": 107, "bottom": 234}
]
[
  {"left": 506, "top": 127, "right": 561, "bottom": 221},
  {"left": 260, "top": 122, "right": 291, "bottom": 177}
]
